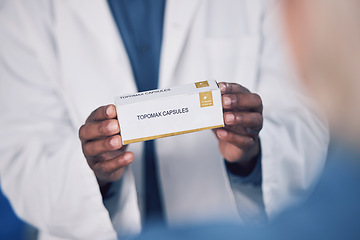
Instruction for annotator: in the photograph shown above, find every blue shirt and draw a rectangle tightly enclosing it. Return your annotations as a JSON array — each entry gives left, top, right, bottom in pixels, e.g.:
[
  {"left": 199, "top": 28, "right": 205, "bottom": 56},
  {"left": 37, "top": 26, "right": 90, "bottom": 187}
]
[{"left": 107, "top": 0, "right": 166, "bottom": 223}]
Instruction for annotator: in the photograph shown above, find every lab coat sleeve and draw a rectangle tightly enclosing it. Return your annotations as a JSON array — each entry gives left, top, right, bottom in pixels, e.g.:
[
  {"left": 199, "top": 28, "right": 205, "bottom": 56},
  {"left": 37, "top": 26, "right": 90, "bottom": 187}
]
[
  {"left": 255, "top": 3, "right": 329, "bottom": 217},
  {"left": 0, "top": 1, "right": 117, "bottom": 239}
]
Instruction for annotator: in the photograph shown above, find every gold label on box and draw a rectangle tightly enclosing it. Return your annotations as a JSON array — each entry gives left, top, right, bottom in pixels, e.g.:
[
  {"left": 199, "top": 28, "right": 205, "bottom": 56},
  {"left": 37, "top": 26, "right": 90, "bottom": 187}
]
[
  {"left": 195, "top": 81, "right": 209, "bottom": 88},
  {"left": 199, "top": 91, "right": 213, "bottom": 108}
]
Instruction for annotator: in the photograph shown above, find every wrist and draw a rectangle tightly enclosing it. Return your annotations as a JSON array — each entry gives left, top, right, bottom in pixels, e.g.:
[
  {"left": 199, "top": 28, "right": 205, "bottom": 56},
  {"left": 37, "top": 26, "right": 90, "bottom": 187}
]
[{"left": 226, "top": 140, "right": 260, "bottom": 176}]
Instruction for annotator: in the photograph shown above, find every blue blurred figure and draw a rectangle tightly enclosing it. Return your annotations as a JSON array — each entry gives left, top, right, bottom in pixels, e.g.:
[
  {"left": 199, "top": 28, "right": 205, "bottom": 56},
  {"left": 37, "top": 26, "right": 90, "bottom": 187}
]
[{"left": 136, "top": 144, "right": 360, "bottom": 239}]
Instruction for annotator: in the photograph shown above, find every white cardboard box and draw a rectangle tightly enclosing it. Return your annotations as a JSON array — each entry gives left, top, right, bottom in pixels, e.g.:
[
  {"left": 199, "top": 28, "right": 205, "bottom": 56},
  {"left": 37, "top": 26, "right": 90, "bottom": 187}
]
[{"left": 114, "top": 80, "right": 224, "bottom": 144}]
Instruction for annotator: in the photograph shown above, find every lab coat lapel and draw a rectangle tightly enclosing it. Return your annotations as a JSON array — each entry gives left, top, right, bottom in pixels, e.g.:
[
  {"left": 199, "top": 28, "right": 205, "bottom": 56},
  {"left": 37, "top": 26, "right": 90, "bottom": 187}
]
[
  {"left": 57, "top": 0, "right": 137, "bottom": 123},
  {"left": 233, "top": 0, "right": 263, "bottom": 92},
  {"left": 245, "top": 0, "right": 262, "bottom": 34},
  {"left": 63, "top": 0, "right": 126, "bottom": 62},
  {"left": 159, "top": 0, "right": 203, "bottom": 88},
  {"left": 54, "top": 1, "right": 142, "bottom": 234}
]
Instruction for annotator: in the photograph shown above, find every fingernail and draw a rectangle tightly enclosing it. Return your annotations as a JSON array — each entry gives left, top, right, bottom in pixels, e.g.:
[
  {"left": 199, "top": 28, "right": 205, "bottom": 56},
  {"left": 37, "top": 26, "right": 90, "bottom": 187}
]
[
  {"left": 106, "top": 105, "right": 115, "bottom": 117},
  {"left": 217, "top": 129, "right": 228, "bottom": 138},
  {"left": 219, "top": 83, "right": 226, "bottom": 93},
  {"left": 124, "top": 153, "right": 133, "bottom": 161},
  {"left": 110, "top": 136, "right": 120, "bottom": 147},
  {"left": 223, "top": 96, "right": 231, "bottom": 106},
  {"left": 225, "top": 113, "right": 235, "bottom": 124},
  {"left": 107, "top": 121, "right": 118, "bottom": 132}
]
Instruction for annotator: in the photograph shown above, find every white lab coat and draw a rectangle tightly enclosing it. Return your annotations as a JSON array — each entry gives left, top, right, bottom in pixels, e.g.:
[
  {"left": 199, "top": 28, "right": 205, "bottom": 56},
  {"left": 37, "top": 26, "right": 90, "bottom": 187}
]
[{"left": 0, "top": 0, "right": 329, "bottom": 239}]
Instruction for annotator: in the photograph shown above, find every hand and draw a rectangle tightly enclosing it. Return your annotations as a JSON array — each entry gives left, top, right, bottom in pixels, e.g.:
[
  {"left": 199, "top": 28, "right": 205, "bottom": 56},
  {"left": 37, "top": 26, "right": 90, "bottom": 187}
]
[
  {"left": 214, "top": 82, "right": 263, "bottom": 172},
  {"left": 79, "top": 104, "right": 134, "bottom": 188}
]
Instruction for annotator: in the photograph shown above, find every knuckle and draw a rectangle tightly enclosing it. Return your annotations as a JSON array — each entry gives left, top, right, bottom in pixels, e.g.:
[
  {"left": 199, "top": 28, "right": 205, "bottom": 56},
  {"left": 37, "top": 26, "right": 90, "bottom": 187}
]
[
  {"left": 252, "top": 93, "right": 262, "bottom": 106},
  {"left": 258, "top": 114, "right": 264, "bottom": 128},
  {"left": 83, "top": 143, "right": 92, "bottom": 156},
  {"left": 115, "top": 155, "right": 126, "bottom": 165},
  {"left": 233, "top": 94, "right": 240, "bottom": 106},
  {"left": 244, "top": 137, "right": 255, "bottom": 148},
  {"left": 88, "top": 108, "right": 98, "bottom": 121},
  {"left": 86, "top": 158, "right": 97, "bottom": 170},
  {"left": 108, "top": 170, "right": 124, "bottom": 182},
  {"left": 102, "top": 105, "right": 109, "bottom": 118},
  {"left": 234, "top": 113, "right": 242, "bottom": 123},
  {"left": 96, "top": 153, "right": 108, "bottom": 162},
  {"left": 88, "top": 105, "right": 106, "bottom": 122},
  {"left": 99, "top": 163, "right": 111, "bottom": 174},
  {"left": 252, "top": 93, "right": 261, "bottom": 101},
  {"left": 78, "top": 125, "right": 86, "bottom": 139},
  {"left": 93, "top": 163, "right": 102, "bottom": 174},
  {"left": 243, "top": 86, "right": 250, "bottom": 93},
  {"left": 250, "top": 113, "right": 263, "bottom": 131},
  {"left": 103, "top": 138, "right": 111, "bottom": 150},
  {"left": 227, "top": 131, "right": 236, "bottom": 142},
  {"left": 252, "top": 113, "right": 262, "bottom": 125},
  {"left": 98, "top": 121, "right": 107, "bottom": 135},
  {"left": 94, "top": 106, "right": 103, "bottom": 115},
  {"left": 227, "top": 83, "right": 232, "bottom": 92}
]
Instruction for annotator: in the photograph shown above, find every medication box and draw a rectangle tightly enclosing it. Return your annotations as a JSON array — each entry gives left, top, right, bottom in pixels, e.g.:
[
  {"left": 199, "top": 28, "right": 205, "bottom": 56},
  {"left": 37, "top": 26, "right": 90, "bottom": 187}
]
[{"left": 114, "top": 80, "right": 224, "bottom": 144}]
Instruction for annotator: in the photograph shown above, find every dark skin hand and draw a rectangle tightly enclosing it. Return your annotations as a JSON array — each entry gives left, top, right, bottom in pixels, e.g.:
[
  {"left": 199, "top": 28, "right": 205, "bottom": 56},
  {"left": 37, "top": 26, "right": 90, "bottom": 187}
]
[
  {"left": 79, "top": 105, "right": 134, "bottom": 189},
  {"left": 79, "top": 82, "right": 262, "bottom": 191},
  {"left": 214, "top": 82, "right": 263, "bottom": 174}
]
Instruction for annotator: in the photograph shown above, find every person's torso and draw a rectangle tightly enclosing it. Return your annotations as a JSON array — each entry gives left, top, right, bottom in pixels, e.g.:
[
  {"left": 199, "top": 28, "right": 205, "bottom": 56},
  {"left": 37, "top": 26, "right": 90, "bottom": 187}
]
[{"left": 54, "top": 0, "right": 265, "bottom": 225}]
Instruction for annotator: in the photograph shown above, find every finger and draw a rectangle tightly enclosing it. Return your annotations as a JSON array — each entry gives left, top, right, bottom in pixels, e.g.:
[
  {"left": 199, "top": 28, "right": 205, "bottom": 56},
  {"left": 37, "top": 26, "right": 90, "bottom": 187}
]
[
  {"left": 223, "top": 125, "right": 260, "bottom": 138},
  {"left": 83, "top": 135, "right": 123, "bottom": 158},
  {"left": 216, "top": 128, "right": 256, "bottom": 150},
  {"left": 218, "top": 82, "right": 250, "bottom": 94},
  {"left": 222, "top": 93, "right": 263, "bottom": 112},
  {"left": 98, "top": 168, "right": 126, "bottom": 183},
  {"left": 217, "top": 124, "right": 260, "bottom": 139},
  {"left": 95, "top": 147, "right": 129, "bottom": 162},
  {"left": 86, "top": 148, "right": 128, "bottom": 169},
  {"left": 223, "top": 112, "right": 263, "bottom": 137},
  {"left": 79, "top": 119, "right": 120, "bottom": 142},
  {"left": 224, "top": 112, "right": 263, "bottom": 130},
  {"left": 86, "top": 104, "right": 117, "bottom": 123},
  {"left": 93, "top": 151, "right": 134, "bottom": 176}
]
